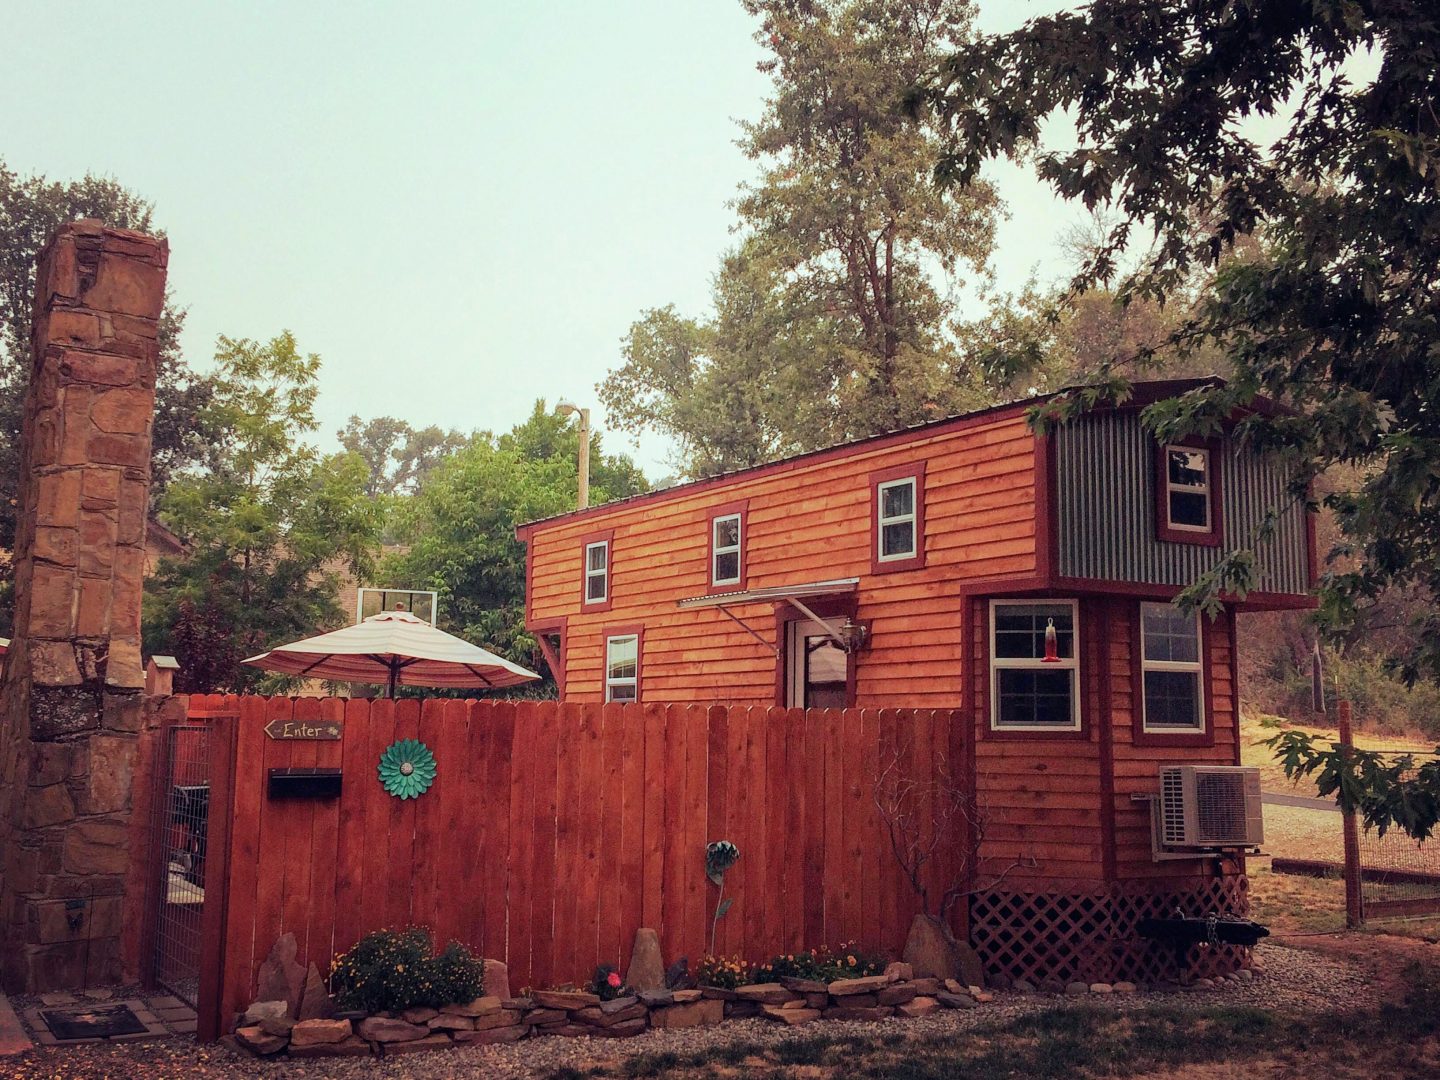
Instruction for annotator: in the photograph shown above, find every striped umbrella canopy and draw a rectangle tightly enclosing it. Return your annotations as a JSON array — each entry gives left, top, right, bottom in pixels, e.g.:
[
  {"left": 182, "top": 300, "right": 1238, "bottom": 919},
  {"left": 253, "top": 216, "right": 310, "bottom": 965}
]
[{"left": 242, "top": 609, "right": 540, "bottom": 696}]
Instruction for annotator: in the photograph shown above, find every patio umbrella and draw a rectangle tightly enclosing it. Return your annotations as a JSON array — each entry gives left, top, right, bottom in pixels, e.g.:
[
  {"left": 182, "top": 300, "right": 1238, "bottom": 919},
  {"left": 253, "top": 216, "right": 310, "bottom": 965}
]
[{"left": 242, "top": 609, "right": 541, "bottom": 696}]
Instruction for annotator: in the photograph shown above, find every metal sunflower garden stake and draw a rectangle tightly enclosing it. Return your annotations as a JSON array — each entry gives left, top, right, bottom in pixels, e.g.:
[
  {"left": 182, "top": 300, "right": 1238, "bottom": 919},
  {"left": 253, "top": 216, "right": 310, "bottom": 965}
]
[
  {"left": 705, "top": 840, "right": 740, "bottom": 953},
  {"left": 378, "top": 738, "right": 437, "bottom": 799}
]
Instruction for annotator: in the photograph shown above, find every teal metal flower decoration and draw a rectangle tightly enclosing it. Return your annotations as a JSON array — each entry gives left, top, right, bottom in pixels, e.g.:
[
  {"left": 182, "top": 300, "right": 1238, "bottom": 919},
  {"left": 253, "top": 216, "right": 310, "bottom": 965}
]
[{"left": 377, "top": 738, "right": 436, "bottom": 799}]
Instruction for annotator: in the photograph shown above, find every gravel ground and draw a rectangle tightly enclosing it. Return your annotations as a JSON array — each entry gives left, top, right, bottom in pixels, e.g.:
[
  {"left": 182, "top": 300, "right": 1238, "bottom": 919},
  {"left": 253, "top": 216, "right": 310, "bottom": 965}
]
[{"left": 0, "top": 944, "right": 1378, "bottom": 1080}]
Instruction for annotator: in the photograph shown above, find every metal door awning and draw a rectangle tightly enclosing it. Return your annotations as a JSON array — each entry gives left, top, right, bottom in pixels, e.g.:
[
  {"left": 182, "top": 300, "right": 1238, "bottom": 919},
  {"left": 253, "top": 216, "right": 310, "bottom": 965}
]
[{"left": 677, "top": 578, "right": 859, "bottom": 655}]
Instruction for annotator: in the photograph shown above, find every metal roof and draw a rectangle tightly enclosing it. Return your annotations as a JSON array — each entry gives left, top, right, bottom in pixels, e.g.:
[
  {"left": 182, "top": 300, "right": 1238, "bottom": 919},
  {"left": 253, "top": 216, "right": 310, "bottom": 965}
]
[{"left": 677, "top": 578, "right": 860, "bottom": 610}]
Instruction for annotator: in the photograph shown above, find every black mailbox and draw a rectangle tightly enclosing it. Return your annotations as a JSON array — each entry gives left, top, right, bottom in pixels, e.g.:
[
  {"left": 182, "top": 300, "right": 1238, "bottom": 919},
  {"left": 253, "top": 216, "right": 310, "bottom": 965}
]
[{"left": 267, "top": 768, "right": 343, "bottom": 799}]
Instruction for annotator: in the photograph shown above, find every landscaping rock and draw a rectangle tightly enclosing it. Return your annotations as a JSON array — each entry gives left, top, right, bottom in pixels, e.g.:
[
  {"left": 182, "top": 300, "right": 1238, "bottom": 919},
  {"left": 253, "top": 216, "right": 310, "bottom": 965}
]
[
  {"left": 522, "top": 1008, "right": 566, "bottom": 1026},
  {"left": 258, "top": 1014, "right": 296, "bottom": 1039},
  {"left": 601, "top": 995, "right": 640, "bottom": 1014},
  {"left": 902, "top": 913, "right": 984, "bottom": 985},
  {"left": 426, "top": 1014, "right": 474, "bottom": 1032},
  {"left": 574, "top": 1003, "right": 647, "bottom": 1028},
  {"left": 234, "top": 1025, "right": 286, "bottom": 1056},
  {"left": 503, "top": 997, "right": 532, "bottom": 1010},
  {"left": 827, "top": 974, "right": 892, "bottom": 996},
  {"left": 356, "top": 1016, "right": 428, "bottom": 1042},
  {"left": 381, "top": 1033, "right": 453, "bottom": 1056},
  {"left": 454, "top": 1024, "right": 528, "bottom": 1045},
  {"left": 1090, "top": 983, "right": 1114, "bottom": 994},
  {"left": 289, "top": 1019, "right": 352, "bottom": 1047},
  {"left": 665, "top": 957, "right": 695, "bottom": 990},
  {"left": 943, "top": 979, "right": 964, "bottom": 994},
  {"left": 910, "top": 977, "right": 942, "bottom": 995},
  {"left": 596, "top": 1017, "right": 648, "bottom": 1038},
  {"left": 297, "top": 963, "right": 336, "bottom": 1021},
  {"left": 242, "top": 1000, "right": 290, "bottom": 1027},
  {"left": 1012, "top": 979, "right": 1037, "bottom": 994},
  {"left": 898, "top": 996, "right": 939, "bottom": 1018},
  {"left": 472, "top": 1011, "right": 522, "bottom": 1031},
  {"left": 650, "top": 999, "right": 723, "bottom": 1029},
  {"left": 1114, "top": 982, "right": 1138, "bottom": 993},
  {"left": 763, "top": 1005, "right": 821, "bottom": 1025},
  {"left": 673, "top": 989, "right": 705, "bottom": 1003},
  {"left": 638, "top": 989, "right": 674, "bottom": 1008},
  {"left": 884, "top": 962, "right": 914, "bottom": 982},
  {"left": 482, "top": 959, "right": 511, "bottom": 1000},
  {"left": 781, "top": 976, "right": 829, "bottom": 994},
  {"left": 531, "top": 990, "right": 601, "bottom": 1010},
  {"left": 401, "top": 1007, "right": 439, "bottom": 1024},
  {"left": 256, "top": 932, "right": 306, "bottom": 1018},
  {"left": 290, "top": 1035, "right": 372, "bottom": 1058},
  {"left": 1065, "top": 982, "right": 1090, "bottom": 996},
  {"left": 626, "top": 928, "right": 667, "bottom": 992},
  {"left": 442, "top": 995, "right": 504, "bottom": 1017},
  {"left": 936, "top": 992, "right": 976, "bottom": 1009},
  {"left": 725, "top": 1001, "right": 762, "bottom": 1019},
  {"left": 734, "top": 982, "right": 799, "bottom": 1005},
  {"left": 987, "top": 973, "right": 1012, "bottom": 990},
  {"left": 805, "top": 992, "right": 829, "bottom": 1008},
  {"left": 877, "top": 984, "right": 917, "bottom": 1006}
]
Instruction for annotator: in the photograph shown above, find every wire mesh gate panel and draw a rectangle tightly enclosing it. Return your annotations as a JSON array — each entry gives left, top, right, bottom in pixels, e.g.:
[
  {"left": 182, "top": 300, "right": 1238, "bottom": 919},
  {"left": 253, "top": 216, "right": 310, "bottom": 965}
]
[
  {"left": 148, "top": 723, "right": 211, "bottom": 1007},
  {"left": 1360, "top": 826, "right": 1440, "bottom": 920}
]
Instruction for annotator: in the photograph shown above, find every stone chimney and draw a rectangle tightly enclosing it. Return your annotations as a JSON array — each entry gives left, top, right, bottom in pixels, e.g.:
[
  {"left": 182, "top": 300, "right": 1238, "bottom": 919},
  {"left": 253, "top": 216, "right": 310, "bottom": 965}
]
[{"left": 0, "top": 220, "right": 167, "bottom": 991}]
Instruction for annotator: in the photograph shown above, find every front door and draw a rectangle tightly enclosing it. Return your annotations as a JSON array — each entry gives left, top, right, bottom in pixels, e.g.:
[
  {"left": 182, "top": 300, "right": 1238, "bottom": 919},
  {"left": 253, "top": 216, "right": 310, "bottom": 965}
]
[{"left": 785, "top": 618, "right": 848, "bottom": 708}]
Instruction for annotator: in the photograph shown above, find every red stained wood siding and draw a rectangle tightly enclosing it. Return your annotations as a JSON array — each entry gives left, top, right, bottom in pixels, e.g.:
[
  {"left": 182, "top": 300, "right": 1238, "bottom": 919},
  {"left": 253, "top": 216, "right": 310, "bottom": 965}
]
[{"left": 524, "top": 412, "right": 1039, "bottom": 706}]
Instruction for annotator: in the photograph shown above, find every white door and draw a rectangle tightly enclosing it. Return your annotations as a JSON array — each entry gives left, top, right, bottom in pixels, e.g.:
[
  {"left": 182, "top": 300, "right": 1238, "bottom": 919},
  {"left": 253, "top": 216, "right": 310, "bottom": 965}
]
[{"left": 785, "top": 618, "right": 848, "bottom": 708}]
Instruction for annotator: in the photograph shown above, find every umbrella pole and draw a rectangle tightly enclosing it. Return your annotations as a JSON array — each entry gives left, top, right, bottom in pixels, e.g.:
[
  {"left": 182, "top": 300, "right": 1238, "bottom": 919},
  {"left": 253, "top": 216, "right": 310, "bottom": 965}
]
[{"left": 388, "top": 661, "right": 398, "bottom": 699}]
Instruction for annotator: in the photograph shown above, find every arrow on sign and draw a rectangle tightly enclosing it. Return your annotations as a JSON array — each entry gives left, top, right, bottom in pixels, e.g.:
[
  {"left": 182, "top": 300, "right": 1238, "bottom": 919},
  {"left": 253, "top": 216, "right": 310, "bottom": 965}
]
[{"left": 264, "top": 718, "right": 343, "bottom": 741}]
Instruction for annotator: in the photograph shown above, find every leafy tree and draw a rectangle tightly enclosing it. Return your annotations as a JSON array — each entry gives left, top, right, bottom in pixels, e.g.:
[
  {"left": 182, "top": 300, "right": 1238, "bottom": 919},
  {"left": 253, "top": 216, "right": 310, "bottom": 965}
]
[
  {"left": 915, "top": 1, "right": 1440, "bottom": 830},
  {"left": 383, "top": 401, "right": 647, "bottom": 691},
  {"left": 338, "top": 415, "right": 467, "bottom": 497},
  {"left": 600, "top": 0, "right": 1000, "bottom": 476},
  {"left": 143, "top": 332, "right": 382, "bottom": 692}
]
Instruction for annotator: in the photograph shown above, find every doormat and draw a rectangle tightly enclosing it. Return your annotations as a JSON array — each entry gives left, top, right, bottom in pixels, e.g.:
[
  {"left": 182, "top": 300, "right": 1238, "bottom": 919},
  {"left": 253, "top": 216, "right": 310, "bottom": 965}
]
[{"left": 38, "top": 1003, "right": 148, "bottom": 1041}]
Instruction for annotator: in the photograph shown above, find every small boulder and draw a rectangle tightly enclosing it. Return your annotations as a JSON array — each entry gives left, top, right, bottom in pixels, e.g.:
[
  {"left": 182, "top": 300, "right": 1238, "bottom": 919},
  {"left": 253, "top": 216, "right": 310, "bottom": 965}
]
[
  {"left": 1089, "top": 983, "right": 1113, "bottom": 994},
  {"left": 1065, "top": 982, "right": 1090, "bottom": 996},
  {"left": 1113, "top": 981, "right": 1138, "bottom": 993},
  {"left": 884, "top": 961, "right": 914, "bottom": 982},
  {"left": 297, "top": 962, "right": 336, "bottom": 1021},
  {"left": 255, "top": 932, "right": 305, "bottom": 1018},
  {"left": 898, "top": 996, "right": 939, "bottom": 1018},
  {"left": 650, "top": 999, "right": 723, "bottom": 1029},
  {"left": 356, "top": 1016, "right": 428, "bottom": 1042},
  {"left": 482, "top": 959, "right": 511, "bottom": 1000},
  {"left": 936, "top": 992, "right": 976, "bottom": 1009},
  {"left": 626, "top": 928, "right": 667, "bottom": 992},
  {"left": 664, "top": 956, "right": 694, "bottom": 990},
  {"left": 289, "top": 1018, "right": 352, "bottom": 1047},
  {"left": 234, "top": 1025, "right": 286, "bottom": 1056},
  {"left": 637, "top": 988, "right": 674, "bottom": 1008},
  {"left": 242, "top": 1000, "right": 289, "bottom": 1027}
]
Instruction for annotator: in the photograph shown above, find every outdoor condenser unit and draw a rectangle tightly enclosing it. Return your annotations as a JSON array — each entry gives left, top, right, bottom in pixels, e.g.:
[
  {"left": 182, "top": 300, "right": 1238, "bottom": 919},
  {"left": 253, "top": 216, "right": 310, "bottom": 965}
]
[{"left": 1157, "top": 765, "right": 1264, "bottom": 848}]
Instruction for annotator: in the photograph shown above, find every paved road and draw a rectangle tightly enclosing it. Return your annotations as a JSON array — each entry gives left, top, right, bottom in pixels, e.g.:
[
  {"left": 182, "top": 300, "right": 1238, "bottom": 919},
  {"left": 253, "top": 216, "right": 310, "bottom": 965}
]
[{"left": 1263, "top": 791, "right": 1339, "bottom": 812}]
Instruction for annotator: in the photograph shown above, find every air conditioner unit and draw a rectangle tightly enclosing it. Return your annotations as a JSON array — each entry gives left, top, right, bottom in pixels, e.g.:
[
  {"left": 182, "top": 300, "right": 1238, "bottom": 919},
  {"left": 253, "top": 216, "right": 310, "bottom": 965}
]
[{"left": 1157, "top": 765, "right": 1264, "bottom": 848}]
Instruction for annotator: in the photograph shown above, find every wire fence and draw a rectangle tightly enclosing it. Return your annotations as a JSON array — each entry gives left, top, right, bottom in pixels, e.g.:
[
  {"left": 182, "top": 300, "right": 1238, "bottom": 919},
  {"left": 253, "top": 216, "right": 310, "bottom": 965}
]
[{"left": 150, "top": 723, "right": 211, "bottom": 1007}]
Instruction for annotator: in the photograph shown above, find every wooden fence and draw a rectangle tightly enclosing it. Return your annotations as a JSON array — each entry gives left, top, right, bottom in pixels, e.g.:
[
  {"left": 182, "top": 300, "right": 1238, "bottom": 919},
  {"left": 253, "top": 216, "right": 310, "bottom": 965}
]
[{"left": 182, "top": 696, "right": 969, "bottom": 1030}]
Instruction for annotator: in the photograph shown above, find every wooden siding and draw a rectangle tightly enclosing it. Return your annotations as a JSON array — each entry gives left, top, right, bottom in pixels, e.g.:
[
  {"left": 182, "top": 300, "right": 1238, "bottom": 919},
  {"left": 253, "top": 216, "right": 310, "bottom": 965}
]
[{"left": 527, "top": 413, "right": 1039, "bottom": 707}]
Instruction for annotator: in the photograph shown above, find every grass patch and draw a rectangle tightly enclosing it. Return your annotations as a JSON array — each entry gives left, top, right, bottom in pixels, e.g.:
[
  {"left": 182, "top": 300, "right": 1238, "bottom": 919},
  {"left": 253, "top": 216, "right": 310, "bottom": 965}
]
[{"left": 548, "top": 963, "right": 1440, "bottom": 1080}]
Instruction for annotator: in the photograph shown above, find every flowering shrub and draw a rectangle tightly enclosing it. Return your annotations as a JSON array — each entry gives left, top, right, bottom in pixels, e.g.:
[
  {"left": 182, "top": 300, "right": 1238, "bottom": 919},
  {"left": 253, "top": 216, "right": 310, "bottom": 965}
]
[
  {"left": 589, "top": 964, "right": 629, "bottom": 1001},
  {"left": 750, "top": 941, "right": 885, "bottom": 984},
  {"left": 695, "top": 954, "right": 749, "bottom": 989},
  {"left": 328, "top": 928, "right": 485, "bottom": 1013}
]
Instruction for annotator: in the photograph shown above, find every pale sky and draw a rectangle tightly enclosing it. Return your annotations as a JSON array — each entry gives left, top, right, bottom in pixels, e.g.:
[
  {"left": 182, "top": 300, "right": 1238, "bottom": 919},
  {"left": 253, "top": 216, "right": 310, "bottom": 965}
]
[{"left": 4, "top": 1, "right": 1075, "bottom": 478}]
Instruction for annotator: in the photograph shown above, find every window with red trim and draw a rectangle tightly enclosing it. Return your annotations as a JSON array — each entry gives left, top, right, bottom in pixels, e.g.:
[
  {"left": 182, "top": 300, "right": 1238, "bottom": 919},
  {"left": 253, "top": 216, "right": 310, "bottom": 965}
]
[
  {"left": 869, "top": 462, "right": 926, "bottom": 573},
  {"left": 1155, "top": 441, "right": 1222, "bottom": 546}
]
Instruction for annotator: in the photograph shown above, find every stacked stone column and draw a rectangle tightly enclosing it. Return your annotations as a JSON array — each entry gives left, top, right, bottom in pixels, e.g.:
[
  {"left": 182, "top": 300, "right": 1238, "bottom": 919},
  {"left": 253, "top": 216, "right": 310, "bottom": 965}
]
[{"left": 0, "top": 220, "right": 167, "bottom": 991}]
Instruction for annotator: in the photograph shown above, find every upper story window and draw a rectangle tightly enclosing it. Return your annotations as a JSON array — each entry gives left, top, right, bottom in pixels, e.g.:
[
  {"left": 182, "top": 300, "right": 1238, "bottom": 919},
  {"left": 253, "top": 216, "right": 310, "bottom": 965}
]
[
  {"left": 990, "top": 600, "right": 1080, "bottom": 731},
  {"left": 712, "top": 514, "right": 742, "bottom": 586},
  {"left": 584, "top": 540, "right": 609, "bottom": 604},
  {"left": 870, "top": 463, "right": 926, "bottom": 572},
  {"left": 1156, "top": 442, "right": 1221, "bottom": 545},
  {"left": 605, "top": 633, "right": 639, "bottom": 702},
  {"left": 1165, "top": 446, "right": 1211, "bottom": 530},
  {"left": 1140, "top": 602, "right": 1204, "bottom": 733}
]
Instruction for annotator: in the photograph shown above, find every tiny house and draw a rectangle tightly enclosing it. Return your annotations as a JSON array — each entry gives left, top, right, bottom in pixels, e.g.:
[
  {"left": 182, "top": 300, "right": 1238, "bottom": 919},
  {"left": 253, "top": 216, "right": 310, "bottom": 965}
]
[{"left": 515, "top": 379, "right": 1314, "bottom": 983}]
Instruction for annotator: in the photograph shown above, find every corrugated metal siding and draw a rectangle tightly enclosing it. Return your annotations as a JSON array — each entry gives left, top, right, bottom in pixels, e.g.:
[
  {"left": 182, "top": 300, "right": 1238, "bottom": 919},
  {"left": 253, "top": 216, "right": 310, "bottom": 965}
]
[{"left": 1056, "top": 411, "right": 1309, "bottom": 595}]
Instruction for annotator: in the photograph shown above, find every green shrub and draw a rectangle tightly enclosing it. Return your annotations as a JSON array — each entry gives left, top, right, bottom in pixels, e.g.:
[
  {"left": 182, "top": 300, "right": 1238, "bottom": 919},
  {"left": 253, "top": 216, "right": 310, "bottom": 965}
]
[
  {"left": 590, "top": 963, "right": 629, "bottom": 1001},
  {"left": 328, "top": 927, "right": 485, "bottom": 1013}
]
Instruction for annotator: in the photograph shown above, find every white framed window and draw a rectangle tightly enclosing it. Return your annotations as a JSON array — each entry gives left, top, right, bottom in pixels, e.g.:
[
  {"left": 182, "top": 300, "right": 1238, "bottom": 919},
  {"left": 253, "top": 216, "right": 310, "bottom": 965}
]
[
  {"left": 712, "top": 513, "right": 742, "bottom": 586},
  {"left": 877, "top": 476, "right": 918, "bottom": 561},
  {"left": 1163, "top": 446, "right": 1212, "bottom": 531},
  {"left": 584, "top": 540, "right": 609, "bottom": 604},
  {"left": 990, "top": 600, "right": 1081, "bottom": 731},
  {"left": 1140, "top": 602, "right": 1205, "bottom": 732},
  {"left": 605, "top": 634, "right": 639, "bottom": 702}
]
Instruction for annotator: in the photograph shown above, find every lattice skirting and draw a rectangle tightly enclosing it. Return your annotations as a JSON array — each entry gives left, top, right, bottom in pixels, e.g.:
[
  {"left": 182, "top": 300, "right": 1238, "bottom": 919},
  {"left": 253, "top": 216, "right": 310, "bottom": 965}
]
[{"left": 970, "top": 875, "right": 1251, "bottom": 986}]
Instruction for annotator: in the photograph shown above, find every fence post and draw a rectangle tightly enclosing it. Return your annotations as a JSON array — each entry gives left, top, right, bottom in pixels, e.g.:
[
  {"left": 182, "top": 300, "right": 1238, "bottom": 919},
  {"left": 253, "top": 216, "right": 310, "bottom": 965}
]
[
  {"left": 196, "top": 713, "right": 238, "bottom": 1042},
  {"left": 1338, "top": 701, "right": 1364, "bottom": 929}
]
